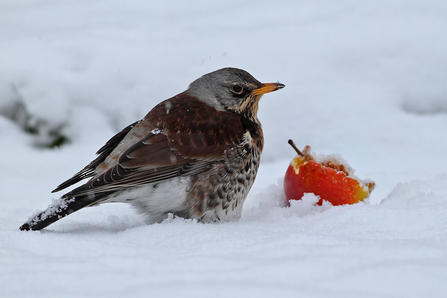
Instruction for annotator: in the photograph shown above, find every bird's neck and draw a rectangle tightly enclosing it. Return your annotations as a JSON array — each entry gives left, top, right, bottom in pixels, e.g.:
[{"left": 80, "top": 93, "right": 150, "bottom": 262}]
[
  {"left": 235, "top": 95, "right": 261, "bottom": 125},
  {"left": 239, "top": 112, "right": 264, "bottom": 153}
]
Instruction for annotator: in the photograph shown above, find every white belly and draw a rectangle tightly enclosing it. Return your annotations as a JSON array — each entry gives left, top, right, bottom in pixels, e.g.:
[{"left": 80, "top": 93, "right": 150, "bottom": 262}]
[{"left": 104, "top": 177, "right": 191, "bottom": 223}]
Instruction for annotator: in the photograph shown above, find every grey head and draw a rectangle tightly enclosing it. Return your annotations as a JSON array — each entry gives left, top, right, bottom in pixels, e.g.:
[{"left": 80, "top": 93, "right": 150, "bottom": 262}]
[{"left": 186, "top": 68, "right": 265, "bottom": 112}]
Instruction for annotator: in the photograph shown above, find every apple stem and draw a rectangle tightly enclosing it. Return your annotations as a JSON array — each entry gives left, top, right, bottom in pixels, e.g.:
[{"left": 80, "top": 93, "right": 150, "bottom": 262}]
[{"left": 288, "top": 139, "right": 304, "bottom": 156}]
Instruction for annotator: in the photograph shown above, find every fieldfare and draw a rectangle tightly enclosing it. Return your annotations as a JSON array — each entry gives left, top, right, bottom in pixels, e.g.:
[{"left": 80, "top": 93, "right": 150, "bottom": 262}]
[{"left": 20, "top": 67, "right": 284, "bottom": 231}]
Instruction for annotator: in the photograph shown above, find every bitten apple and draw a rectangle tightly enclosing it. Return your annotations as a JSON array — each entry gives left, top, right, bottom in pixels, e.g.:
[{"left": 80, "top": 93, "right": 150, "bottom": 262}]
[{"left": 284, "top": 140, "right": 375, "bottom": 206}]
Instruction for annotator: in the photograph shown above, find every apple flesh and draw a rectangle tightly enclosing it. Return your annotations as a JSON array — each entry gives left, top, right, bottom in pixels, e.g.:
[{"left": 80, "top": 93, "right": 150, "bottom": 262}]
[{"left": 284, "top": 141, "right": 375, "bottom": 206}]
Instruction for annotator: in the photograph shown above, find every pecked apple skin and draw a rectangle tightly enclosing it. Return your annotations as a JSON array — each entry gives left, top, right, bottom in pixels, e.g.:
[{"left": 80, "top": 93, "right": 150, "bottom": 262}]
[{"left": 284, "top": 155, "right": 374, "bottom": 206}]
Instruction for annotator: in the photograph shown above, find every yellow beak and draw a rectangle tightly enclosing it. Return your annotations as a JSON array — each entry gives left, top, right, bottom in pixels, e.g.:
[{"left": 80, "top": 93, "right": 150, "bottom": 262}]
[{"left": 252, "top": 82, "right": 285, "bottom": 95}]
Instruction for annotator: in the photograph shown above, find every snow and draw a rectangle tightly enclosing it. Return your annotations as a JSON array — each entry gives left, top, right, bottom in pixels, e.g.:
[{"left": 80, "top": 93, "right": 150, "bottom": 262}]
[{"left": 1, "top": 1, "right": 447, "bottom": 297}]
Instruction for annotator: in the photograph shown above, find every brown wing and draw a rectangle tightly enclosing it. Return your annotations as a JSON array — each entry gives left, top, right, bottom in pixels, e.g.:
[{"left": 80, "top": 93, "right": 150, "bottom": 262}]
[
  {"left": 52, "top": 121, "right": 139, "bottom": 193},
  {"left": 59, "top": 92, "right": 248, "bottom": 199}
]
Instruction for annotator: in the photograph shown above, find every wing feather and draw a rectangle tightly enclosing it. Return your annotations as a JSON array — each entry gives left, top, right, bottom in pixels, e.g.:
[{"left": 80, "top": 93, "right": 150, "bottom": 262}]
[
  {"left": 58, "top": 93, "right": 248, "bottom": 199},
  {"left": 52, "top": 121, "right": 139, "bottom": 193}
]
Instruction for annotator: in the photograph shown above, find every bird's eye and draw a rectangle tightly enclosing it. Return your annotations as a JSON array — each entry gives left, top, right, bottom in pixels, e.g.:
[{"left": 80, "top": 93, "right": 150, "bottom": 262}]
[{"left": 231, "top": 84, "right": 244, "bottom": 94}]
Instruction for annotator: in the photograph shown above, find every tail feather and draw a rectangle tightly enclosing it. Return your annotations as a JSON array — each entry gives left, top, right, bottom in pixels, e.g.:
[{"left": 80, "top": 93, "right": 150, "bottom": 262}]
[{"left": 19, "top": 194, "right": 106, "bottom": 231}]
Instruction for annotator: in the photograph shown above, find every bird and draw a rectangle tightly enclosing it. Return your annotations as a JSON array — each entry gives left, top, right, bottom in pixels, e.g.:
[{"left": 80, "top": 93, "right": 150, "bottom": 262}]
[{"left": 19, "top": 67, "right": 285, "bottom": 231}]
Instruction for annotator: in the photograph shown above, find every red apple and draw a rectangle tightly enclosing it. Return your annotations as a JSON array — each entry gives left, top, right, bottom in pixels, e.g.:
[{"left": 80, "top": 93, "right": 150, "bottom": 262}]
[{"left": 284, "top": 140, "right": 375, "bottom": 206}]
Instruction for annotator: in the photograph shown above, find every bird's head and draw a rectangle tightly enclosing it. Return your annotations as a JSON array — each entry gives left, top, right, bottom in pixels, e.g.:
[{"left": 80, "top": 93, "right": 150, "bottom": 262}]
[{"left": 187, "top": 67, "right": 284, "bottom": 121}]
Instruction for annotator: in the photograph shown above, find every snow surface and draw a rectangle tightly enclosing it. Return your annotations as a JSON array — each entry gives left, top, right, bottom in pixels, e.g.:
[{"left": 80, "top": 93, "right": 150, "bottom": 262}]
[{"left": 1, "top": 1, "right": 447, "bottom": 297}]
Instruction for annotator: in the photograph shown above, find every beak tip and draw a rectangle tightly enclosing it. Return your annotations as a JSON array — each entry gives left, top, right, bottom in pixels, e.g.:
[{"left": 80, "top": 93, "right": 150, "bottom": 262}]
[{"left": 276, "top": 82, "right": 285, "bottom": 90}]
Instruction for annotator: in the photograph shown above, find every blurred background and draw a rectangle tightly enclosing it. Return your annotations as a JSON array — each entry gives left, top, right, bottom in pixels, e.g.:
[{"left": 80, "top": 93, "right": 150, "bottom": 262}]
[{"left": 2, "top": 2, "right": 447, "bottom": 297}]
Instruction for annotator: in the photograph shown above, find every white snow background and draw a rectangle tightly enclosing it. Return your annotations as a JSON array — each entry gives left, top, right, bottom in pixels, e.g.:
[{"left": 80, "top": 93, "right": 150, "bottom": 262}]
[{"left": 1, "top": 1, "right": 447, "bottom": 297}]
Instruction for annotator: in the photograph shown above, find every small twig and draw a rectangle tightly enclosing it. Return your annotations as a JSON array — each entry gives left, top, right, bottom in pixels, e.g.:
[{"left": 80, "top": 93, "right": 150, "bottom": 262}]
[{"left": 288, "top": 139, "right": 304, "bottom": 156}]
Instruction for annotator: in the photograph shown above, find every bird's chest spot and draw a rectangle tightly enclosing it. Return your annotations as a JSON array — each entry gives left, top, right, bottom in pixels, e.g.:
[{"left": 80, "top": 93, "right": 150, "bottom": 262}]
[{"left": 188, "top": 145, "right": 261, "bottom": 221}]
